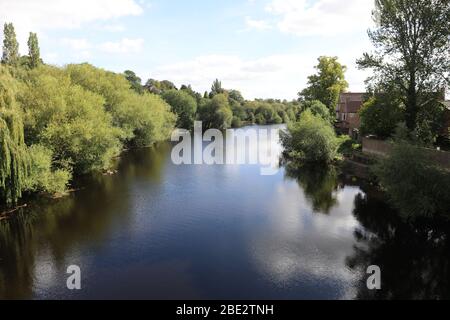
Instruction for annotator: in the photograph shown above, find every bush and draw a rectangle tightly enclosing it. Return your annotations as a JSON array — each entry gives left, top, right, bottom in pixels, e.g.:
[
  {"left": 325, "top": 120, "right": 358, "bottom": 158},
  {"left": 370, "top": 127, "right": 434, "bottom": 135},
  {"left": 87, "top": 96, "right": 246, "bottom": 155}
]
[
  {"left": 373, "top": 125, "right": 450, "bottom": 219},
  {"left": 303, "top": 100, "right": 333, "bottom": 123},
  {"left": 281, "top": 110, "right": 342, "bottom": 163}
]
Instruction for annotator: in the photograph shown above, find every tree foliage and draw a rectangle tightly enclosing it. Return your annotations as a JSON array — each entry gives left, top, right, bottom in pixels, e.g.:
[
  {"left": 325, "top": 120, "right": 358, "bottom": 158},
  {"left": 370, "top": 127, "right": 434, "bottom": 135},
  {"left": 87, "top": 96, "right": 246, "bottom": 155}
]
[
  {"left": 358, "top": 0, "right": 450, "bottom": 138},
  {"left": 373, "top": 124, "right": 450, "bottom": 219},
  {"left": 359, "top": 93, "right": 404, "bottom": 138},
  {"left": 162, "top": 89, "right": 197, "bottom": 130},
  {"left": 210, "top": 78, "right": 224, "bottom": 97},
  {"left": 281, "top": 110, "right": 343, "bottom": 164},
  {"left": 0, "top": 67, "right": 28, "bottom": 204},
  {"left": 0, "top": 33, "right": 177, "bottom": 205},
  {"left": 198, "top": 94, "right": 233, "bottom": 130},
  {"left": 299, "top": 56, "right": 348, "bottom": 114},
  {"left": 1, "top": 23, "right": 19, "bottom": 66},
  {"left": 27, "top": 33, "right": 40, "bottom": 69},
  {"left": 303, "top": 100, "right": 333, "bottom": 123},
  {"left": 124, "top": 70, "right": 143, "bottom": 94}
]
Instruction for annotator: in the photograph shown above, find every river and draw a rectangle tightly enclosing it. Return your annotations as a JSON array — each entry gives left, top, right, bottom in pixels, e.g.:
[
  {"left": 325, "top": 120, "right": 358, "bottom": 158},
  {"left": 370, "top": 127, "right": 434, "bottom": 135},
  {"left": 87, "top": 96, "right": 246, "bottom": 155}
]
[{"left": 1, "top": 125, "right": 449, "bottom": 300}]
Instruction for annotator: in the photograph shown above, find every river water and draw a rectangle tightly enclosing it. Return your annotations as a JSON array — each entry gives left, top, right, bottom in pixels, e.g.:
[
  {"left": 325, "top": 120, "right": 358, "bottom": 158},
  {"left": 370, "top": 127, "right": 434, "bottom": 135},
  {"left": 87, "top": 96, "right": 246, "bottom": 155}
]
[{"left": 1, "top": 125, "right": 449, "bottom": 300}]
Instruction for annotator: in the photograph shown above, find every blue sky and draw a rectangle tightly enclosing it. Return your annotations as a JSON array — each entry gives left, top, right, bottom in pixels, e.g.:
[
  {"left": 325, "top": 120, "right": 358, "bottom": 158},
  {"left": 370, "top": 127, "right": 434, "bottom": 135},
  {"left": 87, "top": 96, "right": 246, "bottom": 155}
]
[{"left": 0, "top": 0, "right": 375, "bottom": 99}]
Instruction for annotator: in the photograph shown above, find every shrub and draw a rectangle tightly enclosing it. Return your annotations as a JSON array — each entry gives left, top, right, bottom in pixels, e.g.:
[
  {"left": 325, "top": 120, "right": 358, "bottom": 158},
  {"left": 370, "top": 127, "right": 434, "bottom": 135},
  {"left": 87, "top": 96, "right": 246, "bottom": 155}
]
[
  {"left": 281, "top": 110, "right": 341, "bottom": 163},
  {"left": 373, "top": 125, "right": 450, "bottom": 219}
]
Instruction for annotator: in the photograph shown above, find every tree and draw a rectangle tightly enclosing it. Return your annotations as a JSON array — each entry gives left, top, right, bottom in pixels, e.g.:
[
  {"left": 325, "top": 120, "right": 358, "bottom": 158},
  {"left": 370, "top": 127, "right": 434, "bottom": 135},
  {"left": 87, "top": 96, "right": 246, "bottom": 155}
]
[
  {"left": 198, "top": 94, "right": 232, "bottom": 129},
  {"left": 0, "top": 67, "right": 28, "bottom": 205},
  {"left": 228, "top": 90, "right": 244, "bottom": 104},
  {"left": 1, "top": 23, "right": 20, "bottom": 66},
  {"left": 210, "top": 79, "right": 224, "bottom": 97},
  {"left": 0, "top": 109, "right": 28, "bottom": 205},
  {"left": 303, "top": 100, "right": 333, "bottom": 123},
  {"left": 143, "top": 79, "right": 177, "bottom": 94},
  {"left": 358, "top": 0, "right": 450, "bottom": 136},
  {"left": 162, "top": 89, "right": 197, "bottom": 130},
  {"left": 124, "top": 70, "right": 143, "bottom": 94},
  {"left": 24, "top": 144, "right": 71, "bottom": 195},
  {"left": 66, "top": 64, "right": 175, "bottom": 147},
  {"left": 299, "top": 56, "right": 348, "bottom": 114},
  {"left": 180, "top": 84, "right": 202, "bottom": 104},
  {"left": 27, "top": 32, "right": 41, "bottom": 68},
  {"left": 281, "top": 110, "right": 343, "bottom": 164},
  {"left": 359, "top": 93, "right": 404, "bottom": 139}
]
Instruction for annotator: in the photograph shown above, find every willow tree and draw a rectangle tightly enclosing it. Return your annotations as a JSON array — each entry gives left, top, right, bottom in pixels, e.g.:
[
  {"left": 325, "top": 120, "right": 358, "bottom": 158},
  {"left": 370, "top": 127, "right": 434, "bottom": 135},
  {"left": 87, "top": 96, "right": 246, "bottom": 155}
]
[
  {"left": 0, "top": 67, "right": 28, "bottom": 205},
  {"left": 0, "top": 111, "right": 28, "bottom": 205}
]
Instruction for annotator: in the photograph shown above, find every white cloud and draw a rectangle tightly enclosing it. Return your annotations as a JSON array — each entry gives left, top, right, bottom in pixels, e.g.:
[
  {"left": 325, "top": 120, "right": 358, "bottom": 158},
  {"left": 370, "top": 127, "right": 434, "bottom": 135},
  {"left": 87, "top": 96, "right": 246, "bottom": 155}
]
[
  {"left": 101, "top": 24, "right": 126, "bottom": 32},
  {"left": 61, "top": 37, "right": 144, "bottom": 56},
  {"left": 148, "top": 54, "right": 313, "bottom": 100},
  {"left": 245, "top": 17, "right": 272, "bottom": 31},
  {"left": 61, "top": 38, "right": 92, "bottom": 51},
  {"left": 98, "top": 38, "right": 144, "bottom": 54},
  {"left": 265, "top": 0, "right": 374, "bottom": 37},
  {"left": 149, "top": 36, "right": 371, "bottom": 100},
  {"left": 0, "top": 0, "right": 143, "bottom": 31},
  {"left": 0, "top": 0, "right": 143, "bottom": 52}
]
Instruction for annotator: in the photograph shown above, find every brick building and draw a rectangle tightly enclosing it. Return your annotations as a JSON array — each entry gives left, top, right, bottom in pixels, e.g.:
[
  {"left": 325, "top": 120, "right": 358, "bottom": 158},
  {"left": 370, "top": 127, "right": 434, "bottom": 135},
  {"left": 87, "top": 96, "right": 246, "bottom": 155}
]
[{"left": 335, "top": 92, "right": 365, "bottom": 136}]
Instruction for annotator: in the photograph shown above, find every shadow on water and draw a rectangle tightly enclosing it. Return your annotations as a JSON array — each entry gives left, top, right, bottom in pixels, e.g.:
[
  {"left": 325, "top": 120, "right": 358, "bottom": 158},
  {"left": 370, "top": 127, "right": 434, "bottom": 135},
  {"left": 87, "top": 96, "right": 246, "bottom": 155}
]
[{"left": 346, "top": 188, "right": 450, "bottom": 300}]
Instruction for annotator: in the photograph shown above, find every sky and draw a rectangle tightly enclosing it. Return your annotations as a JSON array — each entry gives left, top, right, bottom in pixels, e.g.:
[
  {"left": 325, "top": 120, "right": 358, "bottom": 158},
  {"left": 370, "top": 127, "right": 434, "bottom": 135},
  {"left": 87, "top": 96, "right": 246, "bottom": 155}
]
[{"left": 0, "top": 0, "right": 376, "bottom": 100}]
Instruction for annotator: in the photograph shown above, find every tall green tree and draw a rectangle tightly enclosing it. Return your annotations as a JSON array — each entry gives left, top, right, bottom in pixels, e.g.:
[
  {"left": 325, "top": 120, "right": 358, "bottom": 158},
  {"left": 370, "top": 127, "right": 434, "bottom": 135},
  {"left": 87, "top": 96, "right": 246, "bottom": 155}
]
[
  {"left": 124, "top": 70, "right": 143, "bottom": 94},
  {"left": 27, "top": 32, "right": 40, "bottom": 68},
  {"left": 299, "top": 56, "right": 348, "bottom": 114},
  {"left": 210, "top": 79, "right": 224, "bottom": 97},
  {"left": 1, "top": 23, "right": 20, "bottom": 66},
  {"left": 358, "top": 0, "right": 450, "bottom": 134}
]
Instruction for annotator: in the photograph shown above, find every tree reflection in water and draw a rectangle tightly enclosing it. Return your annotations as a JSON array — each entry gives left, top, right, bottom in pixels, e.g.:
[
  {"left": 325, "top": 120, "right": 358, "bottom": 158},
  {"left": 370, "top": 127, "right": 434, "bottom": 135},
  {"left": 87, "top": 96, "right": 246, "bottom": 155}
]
[
  {"left": 0, "top": 145, "right": 171, "bottom": 299},
  {"left": 284, "top": 163, "right": 341, "bottom": 214},
  {"left": 347, "top": 189, "right": 450, "bottom": 300}
]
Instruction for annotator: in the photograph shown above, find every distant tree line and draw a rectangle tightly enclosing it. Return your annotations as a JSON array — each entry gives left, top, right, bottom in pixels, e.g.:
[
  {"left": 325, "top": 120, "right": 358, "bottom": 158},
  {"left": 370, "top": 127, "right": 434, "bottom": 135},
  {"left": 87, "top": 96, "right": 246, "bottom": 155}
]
[{"left": 122, "top": 73, "right": 303, "bottom": 131}]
